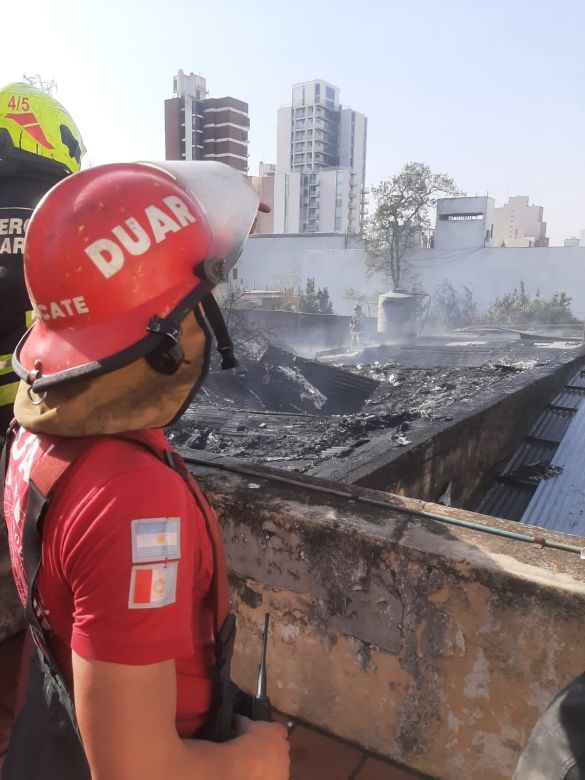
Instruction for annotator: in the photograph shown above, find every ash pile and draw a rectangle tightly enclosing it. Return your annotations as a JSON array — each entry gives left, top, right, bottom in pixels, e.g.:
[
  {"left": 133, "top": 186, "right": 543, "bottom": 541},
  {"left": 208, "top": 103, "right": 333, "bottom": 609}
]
[{"left": 167, "top": 341, "right": 535, "bottom": 473}]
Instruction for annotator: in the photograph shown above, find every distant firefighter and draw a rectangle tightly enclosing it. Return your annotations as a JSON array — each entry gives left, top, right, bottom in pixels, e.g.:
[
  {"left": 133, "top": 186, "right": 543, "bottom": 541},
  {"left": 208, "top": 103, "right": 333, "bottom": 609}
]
[{"left": 350, "top": 304, "right": 366, "bottom": 349}]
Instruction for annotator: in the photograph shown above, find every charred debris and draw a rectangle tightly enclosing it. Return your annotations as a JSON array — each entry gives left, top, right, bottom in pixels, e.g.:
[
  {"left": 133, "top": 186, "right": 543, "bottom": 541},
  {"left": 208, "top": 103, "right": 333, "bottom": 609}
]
[{"left": 167, "top": 337, "right": 575, "bottom": 473}]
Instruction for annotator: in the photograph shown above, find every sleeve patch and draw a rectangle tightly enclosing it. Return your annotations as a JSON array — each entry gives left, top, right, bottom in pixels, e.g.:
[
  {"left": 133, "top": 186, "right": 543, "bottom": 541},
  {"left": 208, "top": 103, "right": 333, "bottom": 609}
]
[
  {"left": 131, "top": 518, "right": 180, "bottom": 563},
  {"left": 128, "top": 563, "right": 178, "bottom": 609}
]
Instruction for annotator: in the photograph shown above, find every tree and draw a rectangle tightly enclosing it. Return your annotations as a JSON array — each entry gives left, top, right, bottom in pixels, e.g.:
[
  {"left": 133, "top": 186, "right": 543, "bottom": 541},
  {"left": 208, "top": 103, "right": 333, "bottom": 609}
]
[
  {"left": 22, "top": 74, "right": 57, "bottom": 94},
  {"left": 433, "top": 280, "right": 478, "bottom": 329},
  {"left": 298, "top": 277, "right": 319, "bottom": 312},
  {"left": 214, "top": 287, "right": 275, "bottom": 367},
  {"left": 298, "top": 278, "right": 335, "bottom": 314},
  {"left": 482, "top": 282, "right": 579, "bottom": 327},
  {"left": 316, "top": 286, "right": 334, "bottom": 314},
  {"left": 364, "top": 162, "right": 462, "bottom": 290}
]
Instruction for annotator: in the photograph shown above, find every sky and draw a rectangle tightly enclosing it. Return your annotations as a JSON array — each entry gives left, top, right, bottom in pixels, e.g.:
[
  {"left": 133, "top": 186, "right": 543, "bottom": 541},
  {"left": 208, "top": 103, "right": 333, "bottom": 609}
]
[{"left": 3, "top": 0, "right": 584, "bottom": 245}]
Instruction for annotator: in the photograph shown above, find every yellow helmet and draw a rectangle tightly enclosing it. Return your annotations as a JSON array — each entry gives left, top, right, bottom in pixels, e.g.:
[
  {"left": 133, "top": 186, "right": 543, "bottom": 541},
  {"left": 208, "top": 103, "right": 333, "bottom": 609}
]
[{"left": 0, "top": 82, "right": 85, "bottom": 174}]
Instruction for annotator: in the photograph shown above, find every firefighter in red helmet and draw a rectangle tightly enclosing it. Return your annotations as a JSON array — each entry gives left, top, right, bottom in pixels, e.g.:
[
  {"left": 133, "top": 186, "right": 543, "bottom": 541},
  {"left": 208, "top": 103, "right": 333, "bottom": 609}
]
[{"left": 1, "top": 161, "right": 290, "bottom": 779}]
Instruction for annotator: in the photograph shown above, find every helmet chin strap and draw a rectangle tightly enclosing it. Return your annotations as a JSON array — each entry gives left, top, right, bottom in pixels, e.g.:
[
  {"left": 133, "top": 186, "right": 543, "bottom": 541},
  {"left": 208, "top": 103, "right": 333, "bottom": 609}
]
[
  {"left": 145, "top": 294, "right": 237, "bottom": 376},
  {"left": 200, "top": 294, "right": 238, "bottom": 370}
]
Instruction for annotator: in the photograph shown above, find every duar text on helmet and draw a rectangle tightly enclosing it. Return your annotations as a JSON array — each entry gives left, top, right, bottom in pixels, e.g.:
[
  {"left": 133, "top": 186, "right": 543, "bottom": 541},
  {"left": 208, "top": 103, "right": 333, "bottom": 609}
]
[{"left": 85, "top": 195, "right": 197, "bottom": 280}]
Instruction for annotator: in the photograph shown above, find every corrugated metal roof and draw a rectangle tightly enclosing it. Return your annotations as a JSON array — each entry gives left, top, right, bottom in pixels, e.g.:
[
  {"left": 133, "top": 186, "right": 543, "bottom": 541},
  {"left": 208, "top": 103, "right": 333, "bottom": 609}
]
[
  {"left": 528, "top": 408, "right": 574, "bottom": 443},
  {"left": 360, "top": 344, "right": 520, "bottom": 369},
  {"left": 549, "top": 387, "right": 585, "bottom": 410},
  {"left": 521, "top": 400, "right": 585, "bottom": 534},
  {"left": 566, "top": 369, "right": 585, "bottom": 389},
  {"left": 502, "top": 440, "right": 558, "bottom": 482},
  {"left": 477, "top": 367, "right": 585, "bottom": 528},
  {"left": 477, "top": 483, "right": 535, "bottom": 522}
]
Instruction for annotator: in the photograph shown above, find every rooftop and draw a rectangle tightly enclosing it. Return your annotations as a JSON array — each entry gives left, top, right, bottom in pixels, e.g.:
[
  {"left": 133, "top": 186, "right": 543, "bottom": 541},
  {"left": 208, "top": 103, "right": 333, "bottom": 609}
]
[
  {"left": 3, "top": 330, "right": 585, "bottom": 778},
  {"left": 169, "top": 333, "right": 582, "bottom": 480}
]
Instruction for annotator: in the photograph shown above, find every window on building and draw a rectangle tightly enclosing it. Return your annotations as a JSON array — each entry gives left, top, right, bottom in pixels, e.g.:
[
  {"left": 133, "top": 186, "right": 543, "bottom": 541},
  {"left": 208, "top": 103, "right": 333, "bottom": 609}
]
[
  {"left": 439, "top": 213, "right": 483, "bottom": 221},
  {"left": 326, "top": 86, "right": 335, "bottom": 100}
]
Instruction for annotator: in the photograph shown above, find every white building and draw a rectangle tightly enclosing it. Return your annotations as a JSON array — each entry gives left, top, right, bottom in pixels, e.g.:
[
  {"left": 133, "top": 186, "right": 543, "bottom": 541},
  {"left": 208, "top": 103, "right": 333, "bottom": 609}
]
[
  {"left": 564, "top": 237, "right": 580, "bottom": 247},
  {"left": 492, "top": 196, "right": 548, "bottom": 247},
  {"left": 273, "top": 80, "right": 367, "bottom": 236},
  {"left": 434, "top": 196, "right": 496, "bottom": 250},
  {"left": 254, "top": 162, "right": 276, "bottom": 234}
]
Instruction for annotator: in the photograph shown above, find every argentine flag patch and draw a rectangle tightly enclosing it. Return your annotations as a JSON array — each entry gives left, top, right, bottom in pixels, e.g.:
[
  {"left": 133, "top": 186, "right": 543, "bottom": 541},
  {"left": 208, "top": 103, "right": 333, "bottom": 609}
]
[{"left": 131, "top": 518, "right": 180, "bottom": 563}]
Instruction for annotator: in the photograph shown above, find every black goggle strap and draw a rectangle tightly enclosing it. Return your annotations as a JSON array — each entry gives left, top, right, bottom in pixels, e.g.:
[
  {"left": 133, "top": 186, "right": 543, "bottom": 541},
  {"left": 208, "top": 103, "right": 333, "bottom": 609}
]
[
  {"left": 200, "top": 294, "right": 238, "bottom": 370},
  {"left": 145, "top": 315, "right": 185, "bottom": 375}
]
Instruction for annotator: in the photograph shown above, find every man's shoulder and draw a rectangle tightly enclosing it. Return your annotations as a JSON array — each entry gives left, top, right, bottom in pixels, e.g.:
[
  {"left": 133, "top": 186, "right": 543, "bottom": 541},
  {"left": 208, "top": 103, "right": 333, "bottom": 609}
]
[
  {"left": 72, "top": 431, "right": 176, "bottom": 485},
  {"left": 46, "top": 432, "right": 192, "bottom": 540}
]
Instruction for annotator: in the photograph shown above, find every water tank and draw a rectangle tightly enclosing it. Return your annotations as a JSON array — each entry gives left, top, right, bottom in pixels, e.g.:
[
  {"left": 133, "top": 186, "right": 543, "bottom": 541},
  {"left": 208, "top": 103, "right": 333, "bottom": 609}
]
[{"left": 377, "top": 290, "right": 418, "bottom": 342}]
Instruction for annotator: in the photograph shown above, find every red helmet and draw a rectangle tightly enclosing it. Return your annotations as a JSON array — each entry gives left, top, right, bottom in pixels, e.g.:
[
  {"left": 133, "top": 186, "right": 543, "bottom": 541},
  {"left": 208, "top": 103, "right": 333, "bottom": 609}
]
[{"left": 13, "top": 161, "right": 258, "bottom": 391}]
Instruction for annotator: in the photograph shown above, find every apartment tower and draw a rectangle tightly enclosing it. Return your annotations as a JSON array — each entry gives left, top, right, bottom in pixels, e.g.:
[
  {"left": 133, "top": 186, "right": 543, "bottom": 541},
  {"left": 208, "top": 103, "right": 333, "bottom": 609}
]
[
  {"left": 274, "top": 79, "right": 367, "bottom": 235},
  {"left": 164, "top": 70, "right": 249, "bottom": 173}
]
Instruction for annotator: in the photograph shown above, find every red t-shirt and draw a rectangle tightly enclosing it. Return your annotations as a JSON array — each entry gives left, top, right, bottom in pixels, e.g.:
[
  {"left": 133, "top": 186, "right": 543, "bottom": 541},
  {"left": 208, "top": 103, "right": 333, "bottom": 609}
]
[{"left": 3, "top": 427, "right": 216, "bottom": 736}]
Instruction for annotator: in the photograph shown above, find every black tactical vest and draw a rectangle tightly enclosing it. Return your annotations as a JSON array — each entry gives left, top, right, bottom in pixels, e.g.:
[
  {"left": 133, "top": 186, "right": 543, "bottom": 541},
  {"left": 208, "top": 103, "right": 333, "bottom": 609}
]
[{"left": 0, "top": 161, "right": 65, "bottom": 432}]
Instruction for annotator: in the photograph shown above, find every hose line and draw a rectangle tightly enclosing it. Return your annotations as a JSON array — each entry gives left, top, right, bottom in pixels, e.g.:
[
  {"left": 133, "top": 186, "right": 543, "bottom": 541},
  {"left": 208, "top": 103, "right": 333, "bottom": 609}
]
[{"left": 183, "top": 453, "right": 584, "bottom": 557}]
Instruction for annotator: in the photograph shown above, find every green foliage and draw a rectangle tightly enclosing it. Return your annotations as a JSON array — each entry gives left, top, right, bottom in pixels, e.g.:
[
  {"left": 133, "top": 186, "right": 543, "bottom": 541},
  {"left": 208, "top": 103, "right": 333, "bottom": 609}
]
[
  {"left": 298, "top": 278, "right": 334, "bottom": 314},
  {"left": 483, "top": 282, "right": 579, "bottom": 326},
  {"left": 433, "top": 280, "right": 478, "bottom": 329},
  {"left": 298, "top": 277, "right": 318, "bottom": 312},
  {"left": 365, "top": 161, "right": 461, "bottom": 289},
  {"left": 429, "top": 280, "right": 580, "bottom": 330},
  {"left": 316, "top": 286, "right": 334, "bottom": 314}
]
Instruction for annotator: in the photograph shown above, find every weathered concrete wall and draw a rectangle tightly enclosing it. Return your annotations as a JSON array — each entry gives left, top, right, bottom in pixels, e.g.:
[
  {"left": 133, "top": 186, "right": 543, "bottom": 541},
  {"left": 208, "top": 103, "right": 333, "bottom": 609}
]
[
  {"left": 311, "top": 349, "right": 585, "bottom": 509},
  {"left": 236, "top": 233, "right": 387, "bottom": 316},
  {"left": 239, "top": 308, "right": 377, "bottom": 353},
  {"left": 238, "top": 234, "right": 585, "bottom": 319},
  {"left": 189, "top": 453, "right": 585, "bottom": 780}
]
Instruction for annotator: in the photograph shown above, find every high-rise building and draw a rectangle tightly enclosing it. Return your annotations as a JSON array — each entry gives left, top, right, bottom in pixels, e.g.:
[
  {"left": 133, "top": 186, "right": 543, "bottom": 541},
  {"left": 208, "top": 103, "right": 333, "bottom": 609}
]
[
  {"left": 249, "top": 162, "right": 276, "bottom": 234},
  {"left": 164, "top": 70, "right": 249, "bottom": 173},
  {"left": 273, "top": 80, "right": 367, "bottom": 235},
  {"left": 492, "top": 196, "right": 548, "bottom": 247}
]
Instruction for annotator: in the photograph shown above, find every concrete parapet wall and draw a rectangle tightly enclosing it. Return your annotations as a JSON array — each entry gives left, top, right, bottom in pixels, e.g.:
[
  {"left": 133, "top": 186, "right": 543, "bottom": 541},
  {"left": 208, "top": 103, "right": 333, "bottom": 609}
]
[
  {"left": 190, "top": 454, "right": 585, "bottom": 780},
  {"left": 238, "top": 307, "right": 377, "bottom": 352}
]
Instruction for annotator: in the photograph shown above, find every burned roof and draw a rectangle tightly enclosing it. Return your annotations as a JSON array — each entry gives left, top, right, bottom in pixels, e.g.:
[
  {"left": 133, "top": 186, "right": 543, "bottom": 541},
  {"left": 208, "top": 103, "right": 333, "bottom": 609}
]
[{"left": 169, "top": 336, "right": 581, "bottom": 475}]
